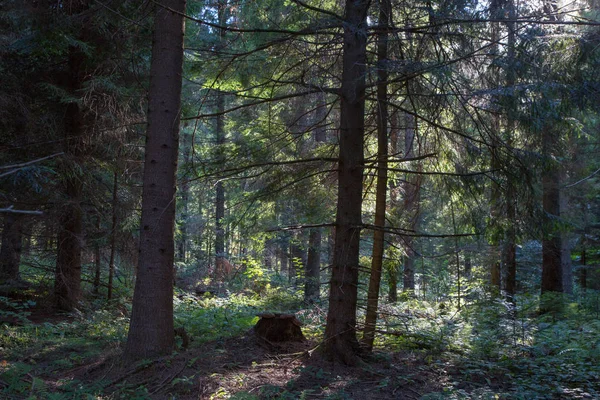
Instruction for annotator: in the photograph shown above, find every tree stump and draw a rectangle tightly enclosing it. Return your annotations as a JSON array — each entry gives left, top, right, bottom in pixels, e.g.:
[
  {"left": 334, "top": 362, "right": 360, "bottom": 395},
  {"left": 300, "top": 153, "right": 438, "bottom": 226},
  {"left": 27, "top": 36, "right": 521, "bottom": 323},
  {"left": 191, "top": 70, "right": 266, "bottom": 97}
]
[{"left": 254, "top": 313, "right": 305, "bottom": 342}]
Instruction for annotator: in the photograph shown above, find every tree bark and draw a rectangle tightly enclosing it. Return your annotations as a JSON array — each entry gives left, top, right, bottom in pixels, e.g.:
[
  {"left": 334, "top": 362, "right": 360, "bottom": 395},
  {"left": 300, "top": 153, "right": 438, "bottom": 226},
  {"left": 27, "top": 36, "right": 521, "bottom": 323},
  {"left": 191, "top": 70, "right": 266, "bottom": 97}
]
[
  {"left": 323, "top": 0, "right": 368, "bottom": 365},
  {"left": 214, "top": 2, "right": 227, "bottom": 280},
  {"left": 125, "top": 0, "right": 186, "bottom": 360},
  {"left": 304, "top": 228, "right": 321, "bottom": 302},
  {"left": 314, "top": 91, "right": 327, "bottom": 143},
  {"left": 489, "top": 0, "right": 503, "bottom": 293},
  {"left": 178, "top": 128, "right": 191, "bottom": 262},
  {"left": 93, "top": 218, "right": 101, "bottom": 295},
  {"left": 541, "top": 128, "right": 563, "bottom": 294},
  {"left": 402, "top": 113, "right": 421, "bottom": 293},
  {"left": 215, "top": 91, "right": 226, "bottom": 279},
  {"left": 362, "top": 0, "right": 390, "bottom": 352},
  {"left": 503, "top": 0, "right": 517, "bottom": 299},
  {"left": 54, "top": 40, "right": 85, "bottom": 311},
  {"left": 0, "top": 214, "right": 24, "bottom": 282},
  {"left": 107, "top": 171, "right": 118, "bottom": 300}
]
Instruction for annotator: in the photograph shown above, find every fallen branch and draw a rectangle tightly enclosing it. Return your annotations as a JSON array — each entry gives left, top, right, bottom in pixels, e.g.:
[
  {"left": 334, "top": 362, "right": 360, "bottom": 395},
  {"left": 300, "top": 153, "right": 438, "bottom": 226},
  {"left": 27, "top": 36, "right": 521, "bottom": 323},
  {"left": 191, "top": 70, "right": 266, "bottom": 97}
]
[{"left": 0, "top": 206, "right": 43, "bottom": 216}]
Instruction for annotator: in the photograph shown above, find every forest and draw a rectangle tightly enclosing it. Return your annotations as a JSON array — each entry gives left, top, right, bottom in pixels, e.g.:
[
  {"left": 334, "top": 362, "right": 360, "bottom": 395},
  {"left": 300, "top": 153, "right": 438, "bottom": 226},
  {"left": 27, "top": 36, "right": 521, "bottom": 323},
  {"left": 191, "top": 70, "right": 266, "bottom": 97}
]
[{"left": 1, "top": 0, "right": 600, "bottom": 398}]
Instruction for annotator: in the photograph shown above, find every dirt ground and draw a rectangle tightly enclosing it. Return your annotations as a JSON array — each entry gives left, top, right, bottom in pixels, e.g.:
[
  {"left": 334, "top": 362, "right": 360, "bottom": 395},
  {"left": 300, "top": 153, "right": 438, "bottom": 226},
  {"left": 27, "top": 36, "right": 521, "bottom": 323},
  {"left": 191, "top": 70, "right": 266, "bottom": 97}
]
[{"left": 64, "top": 332, "right": 449, "bottom": 399}]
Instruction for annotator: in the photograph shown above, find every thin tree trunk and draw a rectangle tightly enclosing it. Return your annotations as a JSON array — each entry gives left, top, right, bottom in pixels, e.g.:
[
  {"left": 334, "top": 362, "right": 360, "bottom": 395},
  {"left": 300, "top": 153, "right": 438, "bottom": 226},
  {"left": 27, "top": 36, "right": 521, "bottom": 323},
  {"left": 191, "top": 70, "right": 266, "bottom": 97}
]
[
  {"left": 125, "top": 0, "right": 186, "bottom": 360},
  {"left": 305, "top": 228, "right": 321, "bottom": 302},
  {"left": 387, "top": 110, "right": 399, "bottom": 302},
  {"left": 451, "top": 201, "right": 461, "bottom": 310},
  {"left": 402, "top": 113, "right": 421, "bottom": 293},
  {"left": 93, "top": 218, "right": 101, "bottom": 295},
  {"left": 107, "top": 171, "right": 118, "bottom": 300},
  {"left": 362, "top": 0, "right": 390, "bottom": 351},
  {"left": 324, "top": 0, "right": 368, "bottom": 365},
  {"left": 489, "top": 0, "right": 502, "bottom": 293},
  {"left": 464, "top": 253, "right": 472, "bottom": 279},
  {"left": 215, "top": 91, "right": 226, "bottom": 279},
  {"left": 215, "top": 2, "right": 227, "bottom": 280},
  {"left": 178, "top": 128, "right": 191, "bottom": 262},
  {"left": 503, "top": 0, "right": 517, "bottom": 299},
  {"left": 315, "top": 91, "right": 327, "bottom": 143},
  {"left": 0, "top": 214, "right": 23, "bottom": 282}
]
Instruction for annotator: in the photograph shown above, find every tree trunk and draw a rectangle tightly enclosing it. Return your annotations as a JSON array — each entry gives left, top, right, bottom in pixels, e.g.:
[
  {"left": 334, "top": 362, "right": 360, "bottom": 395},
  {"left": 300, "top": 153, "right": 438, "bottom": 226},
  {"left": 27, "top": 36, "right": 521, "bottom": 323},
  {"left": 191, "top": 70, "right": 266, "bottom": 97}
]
[
  {"left": 314, "top": 91, "right": 327, "bottom": 143},
  {"left": 124, "top": 0, "right": 186, "bottom": 360},
  {"left": 323, "top": 0, "right": 368, "bottom": 365},
  {"left": 362, "top": 0, "right": 390, "bottom": 351},
  {"left": 387, "top": 111, "right": 399, "bottom": 303},
  {"left": 503, "top": 0, "right": 517, "bottom": 299},
  {"left": 560, "top": 178, "right": 573, "bottom": 294},
  {"left": 215, "top": 91, "right": 226, "bottom": 279},
  {"left": 489, "top": 0, "right": 503, "bottom": 294},
  {"left": 305, "top": 228, "right": 321, "bottom": 302},
  {"left": 215, "top": 2, "right": 227, "bottom": 280},
  {"left": 0, "top": 214, "right": 23, "bottom": 282},
  {"left": 402, "top": 113, "right": 421, "bottom": 293},
  {"left": 107, "top": 171, "right": 118, "bottom": 300},
  {"left": 464, "top": 253, "right": 472, "bottom": 279},
  {"left": 541, "top": 127, "right": 563, "bottom": 294},
  {"left": 54, "top": 40, "right": 85, "bottom": 311},
  {"left": 93, "top": 218, "right": 101, "bottom": 295},
  {"left": 178, "top": 128, "right": 191, "bottom": 262}
]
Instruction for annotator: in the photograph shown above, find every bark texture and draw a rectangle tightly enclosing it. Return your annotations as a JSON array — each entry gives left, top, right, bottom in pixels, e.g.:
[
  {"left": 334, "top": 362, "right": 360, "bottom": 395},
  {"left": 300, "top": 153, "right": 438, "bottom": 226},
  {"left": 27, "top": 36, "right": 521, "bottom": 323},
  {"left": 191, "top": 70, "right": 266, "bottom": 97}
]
[
  {"left": 54, "top": 41, "right": 85, "bottom": 311},
  {"left": 107, "top": 171, "right": 118, "bottom": 300},
  {"left": 362, "top": 0, "right": 390, "bottom": 352},
  {"left": 324, "top": 0, "right": 368, "bottom": 365},
  {"left": 541, "top": 128, "right": 563, "bottom": 294},
  {"left": 304, "top": 228, "right": 321, "bottom": 302},
  {"left": 215, "top": 91, "right": 226, "bottom": 279},
  {"left": 125, "top": 0, "right": 186, "bottom": 360},
  {"left": 0, "top": 214, "right": 23, "bottom": 282},
  {"left": 402, "top": 113, "right": 421, "bottom": 293}
]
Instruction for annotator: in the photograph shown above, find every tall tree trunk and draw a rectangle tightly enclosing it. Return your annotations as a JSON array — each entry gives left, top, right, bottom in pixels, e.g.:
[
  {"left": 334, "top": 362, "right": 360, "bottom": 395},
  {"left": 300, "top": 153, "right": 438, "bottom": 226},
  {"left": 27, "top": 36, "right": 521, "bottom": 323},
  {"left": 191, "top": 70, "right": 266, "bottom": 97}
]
[
  {"left": 54, "top": 27, "right": 89, "bottom": 310},
  {"left": 541, "top": 128, "right": 563, "bottom": 294},
  {"left": 503, "top": 0, "right": 517, "bottom": 299},
  {"left": 124, "top": 0, "right": 186, "bottom": 360},
  {"left": 93, "top": 218, "right": 101, "bottom": 295},
  {"left": 215, "top": 91, "right": 226, "bottom": 279},
  {"left": 107, "top": 171, "right": 118, "bottom": 300},
  {"left": 560, "top": 176, "right": 573, "bottom": 294},
  {"left": 362, "top": 0, "right": 390, "bottom": 351},
  {"left": 21, "top": 221, "right": 31, "bottom": 257},
  {"left": 51, "top": 0, "right": 89, "bottom": 314},
  {"left": 178, "top": 128, "right": 191, "bottom": 262},
  {"left": 402, "top": 113, "right": 421, "bottom": 293},
  {"left": 489, "top": 0, "right": 502, "bottom": 293},
  {"left": 214, "top": 2, "right": 227, "bottom": 280},
  {"left": 0, "top": 214, "right": 23, "bottom": 282},
  {"left": 323, "top": 0, "right": 368, "bottom": 366},
  {"left": 305, "top": 228, "right": 321, "bottom": 302},
  {"left": 387, "top": 110, "right": 399, "bottom": 302}
]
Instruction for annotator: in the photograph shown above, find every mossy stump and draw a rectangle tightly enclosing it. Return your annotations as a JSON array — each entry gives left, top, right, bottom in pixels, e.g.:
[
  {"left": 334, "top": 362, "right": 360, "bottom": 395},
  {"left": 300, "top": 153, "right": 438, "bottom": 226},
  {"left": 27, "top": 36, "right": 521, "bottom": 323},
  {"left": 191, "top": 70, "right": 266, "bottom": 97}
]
[{"left": 254, "top": 313, "right": 305, "bottom": 342}]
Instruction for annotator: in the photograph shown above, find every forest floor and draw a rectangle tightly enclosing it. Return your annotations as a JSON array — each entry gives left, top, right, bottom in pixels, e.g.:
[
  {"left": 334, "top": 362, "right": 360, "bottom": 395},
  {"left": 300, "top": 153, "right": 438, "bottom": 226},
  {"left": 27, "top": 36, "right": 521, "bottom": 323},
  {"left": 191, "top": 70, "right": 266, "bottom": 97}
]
[
  {"left": 68, "top": 334, "right": 452, "bottom": 399},
  {"left": 2, "top": 283, "right": 600, "bottom": 399},
  {"left": 2, "top": 305, "right": 508, "bottom": 400}
]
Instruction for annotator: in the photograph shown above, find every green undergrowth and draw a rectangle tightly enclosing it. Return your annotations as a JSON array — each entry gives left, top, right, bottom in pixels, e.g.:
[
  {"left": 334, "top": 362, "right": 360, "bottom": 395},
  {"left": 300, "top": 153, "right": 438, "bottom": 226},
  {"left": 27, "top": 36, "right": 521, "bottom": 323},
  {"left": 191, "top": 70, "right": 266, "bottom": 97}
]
[
  {"left": 373, "top": 292, "right": 600, "bottom": 399},
  {"left": 174, "top": 285, "right": 324, "bottom": 345},
  {"left": 0, "top": 285, "right": 317, "bottom": 398}
]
